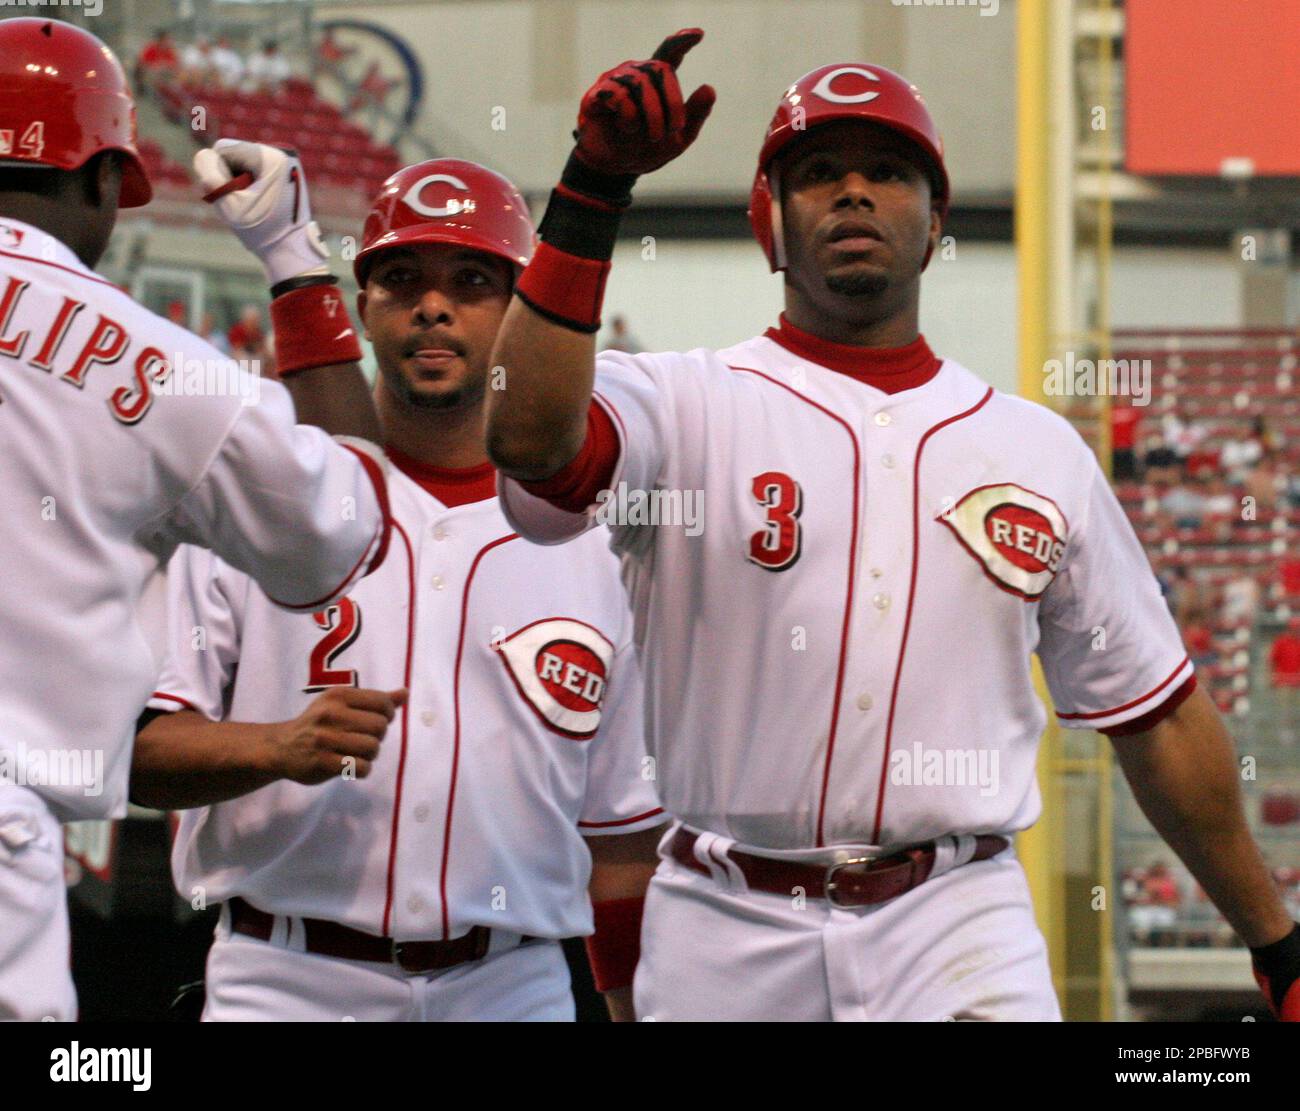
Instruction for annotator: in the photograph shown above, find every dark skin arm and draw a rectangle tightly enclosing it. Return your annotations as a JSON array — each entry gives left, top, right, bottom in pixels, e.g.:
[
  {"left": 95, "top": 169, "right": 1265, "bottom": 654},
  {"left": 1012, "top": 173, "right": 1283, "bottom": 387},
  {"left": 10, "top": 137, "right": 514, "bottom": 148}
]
[
  {"left": 585, "top": 824, "right": 664, "bottom": 1022},
  {"left": 130, "top": 686, "right": 406, "bottom": 810},
  {"left": 485, "top": 302, "right": 595, "bottom": 480},
  {"left": 486, "top": 29, "right": 713, "bottom": 481},
  {"left": 282, "top": 363, "right": 384, "bottom": 446},
  {"left": 1109, "top": 685, "right": 1292, "bottom": 947}
]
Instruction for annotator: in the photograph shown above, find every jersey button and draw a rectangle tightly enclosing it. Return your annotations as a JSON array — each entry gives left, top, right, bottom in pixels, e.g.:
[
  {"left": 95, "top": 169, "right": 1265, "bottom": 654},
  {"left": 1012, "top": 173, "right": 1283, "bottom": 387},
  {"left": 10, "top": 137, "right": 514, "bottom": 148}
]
[
  {"left": 857, "top": 693, "right": 874, "bottom": 712},
  {"left": 407, "top": 895, "right": 425, "bottom": 914},
  {"left": 873, "top": 592, "right": 890, "bottom": 611},
  {"left": 420, "top": 710, "right": 435, "bottom": 727},
  {"left": 431, "top": 575, "right": 445, "bottom": 590},
  {"left": 413, "top": 804, "right": 431, "bottom": 823},
  {"left": 874, "top": 412, "right": 892, "bottom": 427},
  {"left": 881, "top": 453, "right": 896, "bottom": 469},
  {"left": 433, "top": 526, "right": 448, "bottom": 541}
]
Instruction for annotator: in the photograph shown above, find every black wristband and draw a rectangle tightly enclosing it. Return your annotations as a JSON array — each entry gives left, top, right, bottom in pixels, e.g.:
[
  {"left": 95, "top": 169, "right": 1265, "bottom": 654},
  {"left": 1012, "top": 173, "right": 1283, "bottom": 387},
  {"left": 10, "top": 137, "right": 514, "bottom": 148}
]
[
  {"left": 559, "top": 149, "right": 638, "bottom": 207},
  {"left": 1249, "top": 922, "right": 1300, "bottom": 976},
  {"left": 537, "top": 190, "right": 624, "bottom": 261},
  {"left": 269, "top": 273, "right": 339, "bottom": 300}
]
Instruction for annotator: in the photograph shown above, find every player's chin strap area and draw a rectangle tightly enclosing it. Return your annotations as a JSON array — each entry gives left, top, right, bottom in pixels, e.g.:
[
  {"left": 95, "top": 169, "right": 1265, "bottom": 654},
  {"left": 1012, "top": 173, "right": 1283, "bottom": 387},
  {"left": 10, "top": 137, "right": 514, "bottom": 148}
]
[{"left": 668, "top": 827, "right": 1010, "bottom": 908}]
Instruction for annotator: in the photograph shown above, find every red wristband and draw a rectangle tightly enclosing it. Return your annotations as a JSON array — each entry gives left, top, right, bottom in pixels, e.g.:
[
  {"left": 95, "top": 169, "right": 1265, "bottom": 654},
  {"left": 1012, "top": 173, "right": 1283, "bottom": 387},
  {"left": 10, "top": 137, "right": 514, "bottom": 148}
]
[
  {"left": 515, "top": 241, "right": 612, "bottom": 334},
  {"left": 584, "top": 896, "right": 645, "bottom": 993},
  {"left": 269, "top": 284, "right": 363, "bottom": 377}
]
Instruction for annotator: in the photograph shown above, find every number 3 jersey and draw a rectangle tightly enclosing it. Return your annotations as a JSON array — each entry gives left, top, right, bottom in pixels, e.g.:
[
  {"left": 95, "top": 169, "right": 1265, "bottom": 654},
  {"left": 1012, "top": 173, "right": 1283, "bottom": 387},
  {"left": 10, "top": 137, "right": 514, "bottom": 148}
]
[
  {"left": 149, "top": 454, "right": 663, "bottom": 942},
  {"left": 498, "top": 318, "right": 1193, "bottom": 852}
]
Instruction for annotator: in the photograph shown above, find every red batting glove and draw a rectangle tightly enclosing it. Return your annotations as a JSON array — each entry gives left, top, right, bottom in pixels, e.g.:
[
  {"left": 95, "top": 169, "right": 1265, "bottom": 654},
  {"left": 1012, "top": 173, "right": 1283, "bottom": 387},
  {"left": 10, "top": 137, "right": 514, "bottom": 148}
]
[{"left": 574, "top": 28, "right": 716, "bottom": 177}]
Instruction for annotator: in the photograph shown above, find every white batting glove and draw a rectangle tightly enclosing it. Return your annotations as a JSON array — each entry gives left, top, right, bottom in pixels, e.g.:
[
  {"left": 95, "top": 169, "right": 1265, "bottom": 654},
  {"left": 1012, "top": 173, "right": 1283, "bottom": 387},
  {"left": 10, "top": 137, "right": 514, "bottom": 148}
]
[{"left": 193, "top": 139, "right": 331, "bottom": 288}]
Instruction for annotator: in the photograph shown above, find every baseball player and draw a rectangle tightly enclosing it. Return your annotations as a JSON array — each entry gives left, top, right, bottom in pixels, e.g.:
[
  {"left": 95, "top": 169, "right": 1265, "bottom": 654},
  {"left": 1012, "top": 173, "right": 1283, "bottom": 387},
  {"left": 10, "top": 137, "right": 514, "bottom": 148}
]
[
  {"left": 0, "top": 20, "right": 394, "bottom": 1021},
  {"left": 132, "top": 158, "right": 665, "bottom": 1022},
  {"left": 483, "top": 29, "right": 1300, "bottom": 1021}
]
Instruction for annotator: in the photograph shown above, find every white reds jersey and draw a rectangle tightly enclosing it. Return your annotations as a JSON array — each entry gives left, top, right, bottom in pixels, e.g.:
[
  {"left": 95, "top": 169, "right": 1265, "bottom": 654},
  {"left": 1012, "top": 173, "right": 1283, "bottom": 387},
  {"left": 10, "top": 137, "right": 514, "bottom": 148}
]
[
  {"left": 499, "top": 332, "right": 1192, "bottom": 851},
  {"left": 149, "top": 460, "right": 663, "bottom": 941},
  {"left": 0, "top": 218, "right": 388, "bottom": 822}
]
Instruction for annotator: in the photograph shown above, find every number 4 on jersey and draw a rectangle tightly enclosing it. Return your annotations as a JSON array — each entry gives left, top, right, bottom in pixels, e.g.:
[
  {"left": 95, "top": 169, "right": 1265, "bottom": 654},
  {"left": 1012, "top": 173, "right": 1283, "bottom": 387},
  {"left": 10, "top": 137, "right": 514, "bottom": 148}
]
[
  {"left": 747, "top": 471, "right": 802, "bottom": 571},
  {"left": 304, "top": 597, "right": 362, "bottom": 692}
]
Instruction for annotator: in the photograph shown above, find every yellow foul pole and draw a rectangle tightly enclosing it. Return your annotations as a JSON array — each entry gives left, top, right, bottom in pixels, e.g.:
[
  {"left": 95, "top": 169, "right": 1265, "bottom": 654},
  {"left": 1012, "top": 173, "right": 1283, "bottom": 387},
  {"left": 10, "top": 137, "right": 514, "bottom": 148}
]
[{"left": 1014, "top": 0, "right": 1068, "bottom": 1010}]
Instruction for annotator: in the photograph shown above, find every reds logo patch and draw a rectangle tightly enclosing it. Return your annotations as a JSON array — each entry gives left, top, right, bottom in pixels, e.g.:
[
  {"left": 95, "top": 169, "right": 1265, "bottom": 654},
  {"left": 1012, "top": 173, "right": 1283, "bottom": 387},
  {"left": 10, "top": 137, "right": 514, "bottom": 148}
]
[
  {"left": 939, "top": 483, "right": 1069, "bottom": 601},
  {"left": 495, "top": 618, "right": 614, "bottom": 739}
]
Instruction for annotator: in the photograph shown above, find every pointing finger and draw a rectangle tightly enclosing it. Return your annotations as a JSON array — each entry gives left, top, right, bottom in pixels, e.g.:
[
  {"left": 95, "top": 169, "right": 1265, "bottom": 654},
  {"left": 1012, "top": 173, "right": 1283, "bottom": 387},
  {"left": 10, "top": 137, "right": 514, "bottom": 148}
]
[{"left": 651, "top": 27, "right": 703, "bottom": 70}]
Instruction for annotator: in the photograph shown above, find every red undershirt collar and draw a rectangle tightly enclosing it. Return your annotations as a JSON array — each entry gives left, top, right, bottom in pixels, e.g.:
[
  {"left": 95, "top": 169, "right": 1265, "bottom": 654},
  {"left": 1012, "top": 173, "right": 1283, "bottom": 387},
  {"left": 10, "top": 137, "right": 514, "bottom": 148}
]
[
  {"left": 763, "top": 313, "right": 942, "bottom": 394},
  {"left": 385, "top": 445, "right": 498, "bottom": 508}
]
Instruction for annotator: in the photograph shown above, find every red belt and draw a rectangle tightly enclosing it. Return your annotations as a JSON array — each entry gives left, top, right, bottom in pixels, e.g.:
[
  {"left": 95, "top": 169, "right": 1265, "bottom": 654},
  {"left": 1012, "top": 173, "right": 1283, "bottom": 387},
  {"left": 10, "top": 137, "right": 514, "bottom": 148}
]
[
  {"left": 227, "top": 897, "right": 535, "bottom": 974},
  {"left": 669, "top": 829, "right": 1010, "bottom": 908}
]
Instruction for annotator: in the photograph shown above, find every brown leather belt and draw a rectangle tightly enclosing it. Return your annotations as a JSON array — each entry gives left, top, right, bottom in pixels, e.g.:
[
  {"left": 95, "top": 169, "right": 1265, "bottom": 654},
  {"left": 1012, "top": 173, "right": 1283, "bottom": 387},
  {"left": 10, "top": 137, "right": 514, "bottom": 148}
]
[
  {"left": 670, "top": 829, "right": 1010, "bottom": 908},
  {"left": 228, "top": 897, "right": 535, "bottom": 974}
]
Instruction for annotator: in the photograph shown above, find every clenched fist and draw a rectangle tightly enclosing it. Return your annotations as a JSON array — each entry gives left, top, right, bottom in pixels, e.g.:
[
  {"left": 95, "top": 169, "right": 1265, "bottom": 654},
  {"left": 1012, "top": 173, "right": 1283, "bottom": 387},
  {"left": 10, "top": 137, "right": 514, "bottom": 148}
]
[
  {"left": 574, "top": 28, "right": 716, "bottom": 177},
  {"left": 193, "top": 138, "right": 331, "bottom": 288},
  {"left": 268, "top": 686, "right": 407, "bottom": 785}
]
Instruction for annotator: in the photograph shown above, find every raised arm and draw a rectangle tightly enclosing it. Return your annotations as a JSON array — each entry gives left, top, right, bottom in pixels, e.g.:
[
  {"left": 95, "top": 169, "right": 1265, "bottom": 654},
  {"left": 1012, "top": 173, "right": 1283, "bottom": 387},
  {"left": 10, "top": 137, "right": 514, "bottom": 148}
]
[
  {"left": 194, "top": 139, "right": 382, "bottom": 445},
  {"left": 485, "top": 29, "right": 714, "bottom": 480}
]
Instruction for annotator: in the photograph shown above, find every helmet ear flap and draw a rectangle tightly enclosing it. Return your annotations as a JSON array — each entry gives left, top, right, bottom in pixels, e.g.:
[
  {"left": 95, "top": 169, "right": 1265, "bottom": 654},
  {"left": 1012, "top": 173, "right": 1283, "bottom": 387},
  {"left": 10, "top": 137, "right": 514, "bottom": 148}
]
[{"left": 747, "top": 166, "right": 786, "bottom": 274}]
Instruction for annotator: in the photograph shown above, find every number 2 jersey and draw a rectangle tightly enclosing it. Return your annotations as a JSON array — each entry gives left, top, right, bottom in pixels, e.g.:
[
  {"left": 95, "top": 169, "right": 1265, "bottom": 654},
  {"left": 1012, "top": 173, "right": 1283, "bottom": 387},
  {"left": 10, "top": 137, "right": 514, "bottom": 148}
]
[{"left": 149, "top": 453, "right": 663, "bottom": 942}]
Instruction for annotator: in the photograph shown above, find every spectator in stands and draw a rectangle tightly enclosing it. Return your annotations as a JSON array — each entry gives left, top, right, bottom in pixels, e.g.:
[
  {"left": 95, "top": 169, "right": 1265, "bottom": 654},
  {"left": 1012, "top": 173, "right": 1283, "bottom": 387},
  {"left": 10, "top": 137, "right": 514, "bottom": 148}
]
[
  {"left": 1182, "top": 618, "right": 1216, "bottom": 670},
  {"left": 1222, "top": 574, "right": 1260, "bottom": 626},
  {"left": 1243, "top": 448, "right": 1282, "bottom": 512},
  {"left": 199, "top": 312, "right": 230, "bottom": 356},
  {"left": 247, "top": 41, "right": 292, "bottom": 94},
  {"left": 1110, "top": 403, "right": 1141, "bottom": 481},
  {"left": 211, "top": 35, "right": 245, "bottom": 90},
  {"left": 165, "top": 299, "right": 187, "bottom": 328},
  {"left": 136, "top": 29, "right": 179, "bottom": 93},
  {"left": 179, "top": 36, "right": 215, "bottom": 88},
  {"left": 1279, "top": 557, "right": 1300, "bottom": 600},
  {"left": 1203, "top": 476, "right": 1233, "bottom": 516},
  {"left": 1270, "top": 620, "right": 1300, "bottom": 696},
  {"left": 1129, "top": 862, "right": 1181, "bottom": 947},
  {"left": 227, "top": 305, "right": 265, "bottom": 362},
  {"left": 1160, "top": 478, "right": 1207, "bottom": 529},
  {"left": 1162, "top": 565, "right": 1187, "bottom": 618},
  {"left": 1221, "top": 424, "right": 1265, "bottom": 483},
  {"left": 1183, "top": 884, "right": 1221, "bottom": 947},
  {"left": 1161, "top": 412, "right": 1207, "bottom": 466},
  {"left": 1142, "top": 432, "right": 1180, "bottom": 483},
  {"left": 604, "top": 315, "right": 644, "bottom": 355}
]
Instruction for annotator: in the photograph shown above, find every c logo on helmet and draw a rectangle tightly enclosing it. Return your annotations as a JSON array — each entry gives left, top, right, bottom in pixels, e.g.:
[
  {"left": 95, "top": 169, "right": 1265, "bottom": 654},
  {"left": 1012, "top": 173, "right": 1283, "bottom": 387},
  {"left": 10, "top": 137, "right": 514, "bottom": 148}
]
[
  {"left": 808, "top": 66, "right": 881, "bottom": 105},
  {"left": 401, "top": 173, "right": 475, "bottom": 219}
]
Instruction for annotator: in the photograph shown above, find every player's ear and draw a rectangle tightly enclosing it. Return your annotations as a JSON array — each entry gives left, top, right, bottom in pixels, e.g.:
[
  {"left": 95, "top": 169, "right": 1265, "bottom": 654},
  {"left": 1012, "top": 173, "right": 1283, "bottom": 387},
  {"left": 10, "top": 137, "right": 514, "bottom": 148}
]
[
  {"left": 355, "top": 290, "right": 370, "bottom": 340},
  {"left": 88, "top": 151, "right": 122, "bottom": 211}
]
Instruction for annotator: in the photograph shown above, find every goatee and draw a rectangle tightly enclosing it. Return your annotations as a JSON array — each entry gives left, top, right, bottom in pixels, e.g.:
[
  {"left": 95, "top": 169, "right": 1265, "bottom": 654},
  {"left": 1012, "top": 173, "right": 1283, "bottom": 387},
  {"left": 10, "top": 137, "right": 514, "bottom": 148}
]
[{"left": 826, "top": 271, "right": 888, "bottom": 297}]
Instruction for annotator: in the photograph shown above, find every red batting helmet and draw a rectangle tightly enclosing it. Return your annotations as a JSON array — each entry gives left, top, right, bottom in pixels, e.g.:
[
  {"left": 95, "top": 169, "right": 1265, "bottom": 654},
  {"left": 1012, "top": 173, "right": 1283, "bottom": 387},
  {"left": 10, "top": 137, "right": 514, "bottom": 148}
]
[
  {"left": 0, "top": 18, "right": 151, "bottom": 208},
  {"left": 748, "top": 63, "right": 948, "bottom": 272},
  {"left": 353, "top": 159, "right": 534, "bottom": 284}
]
